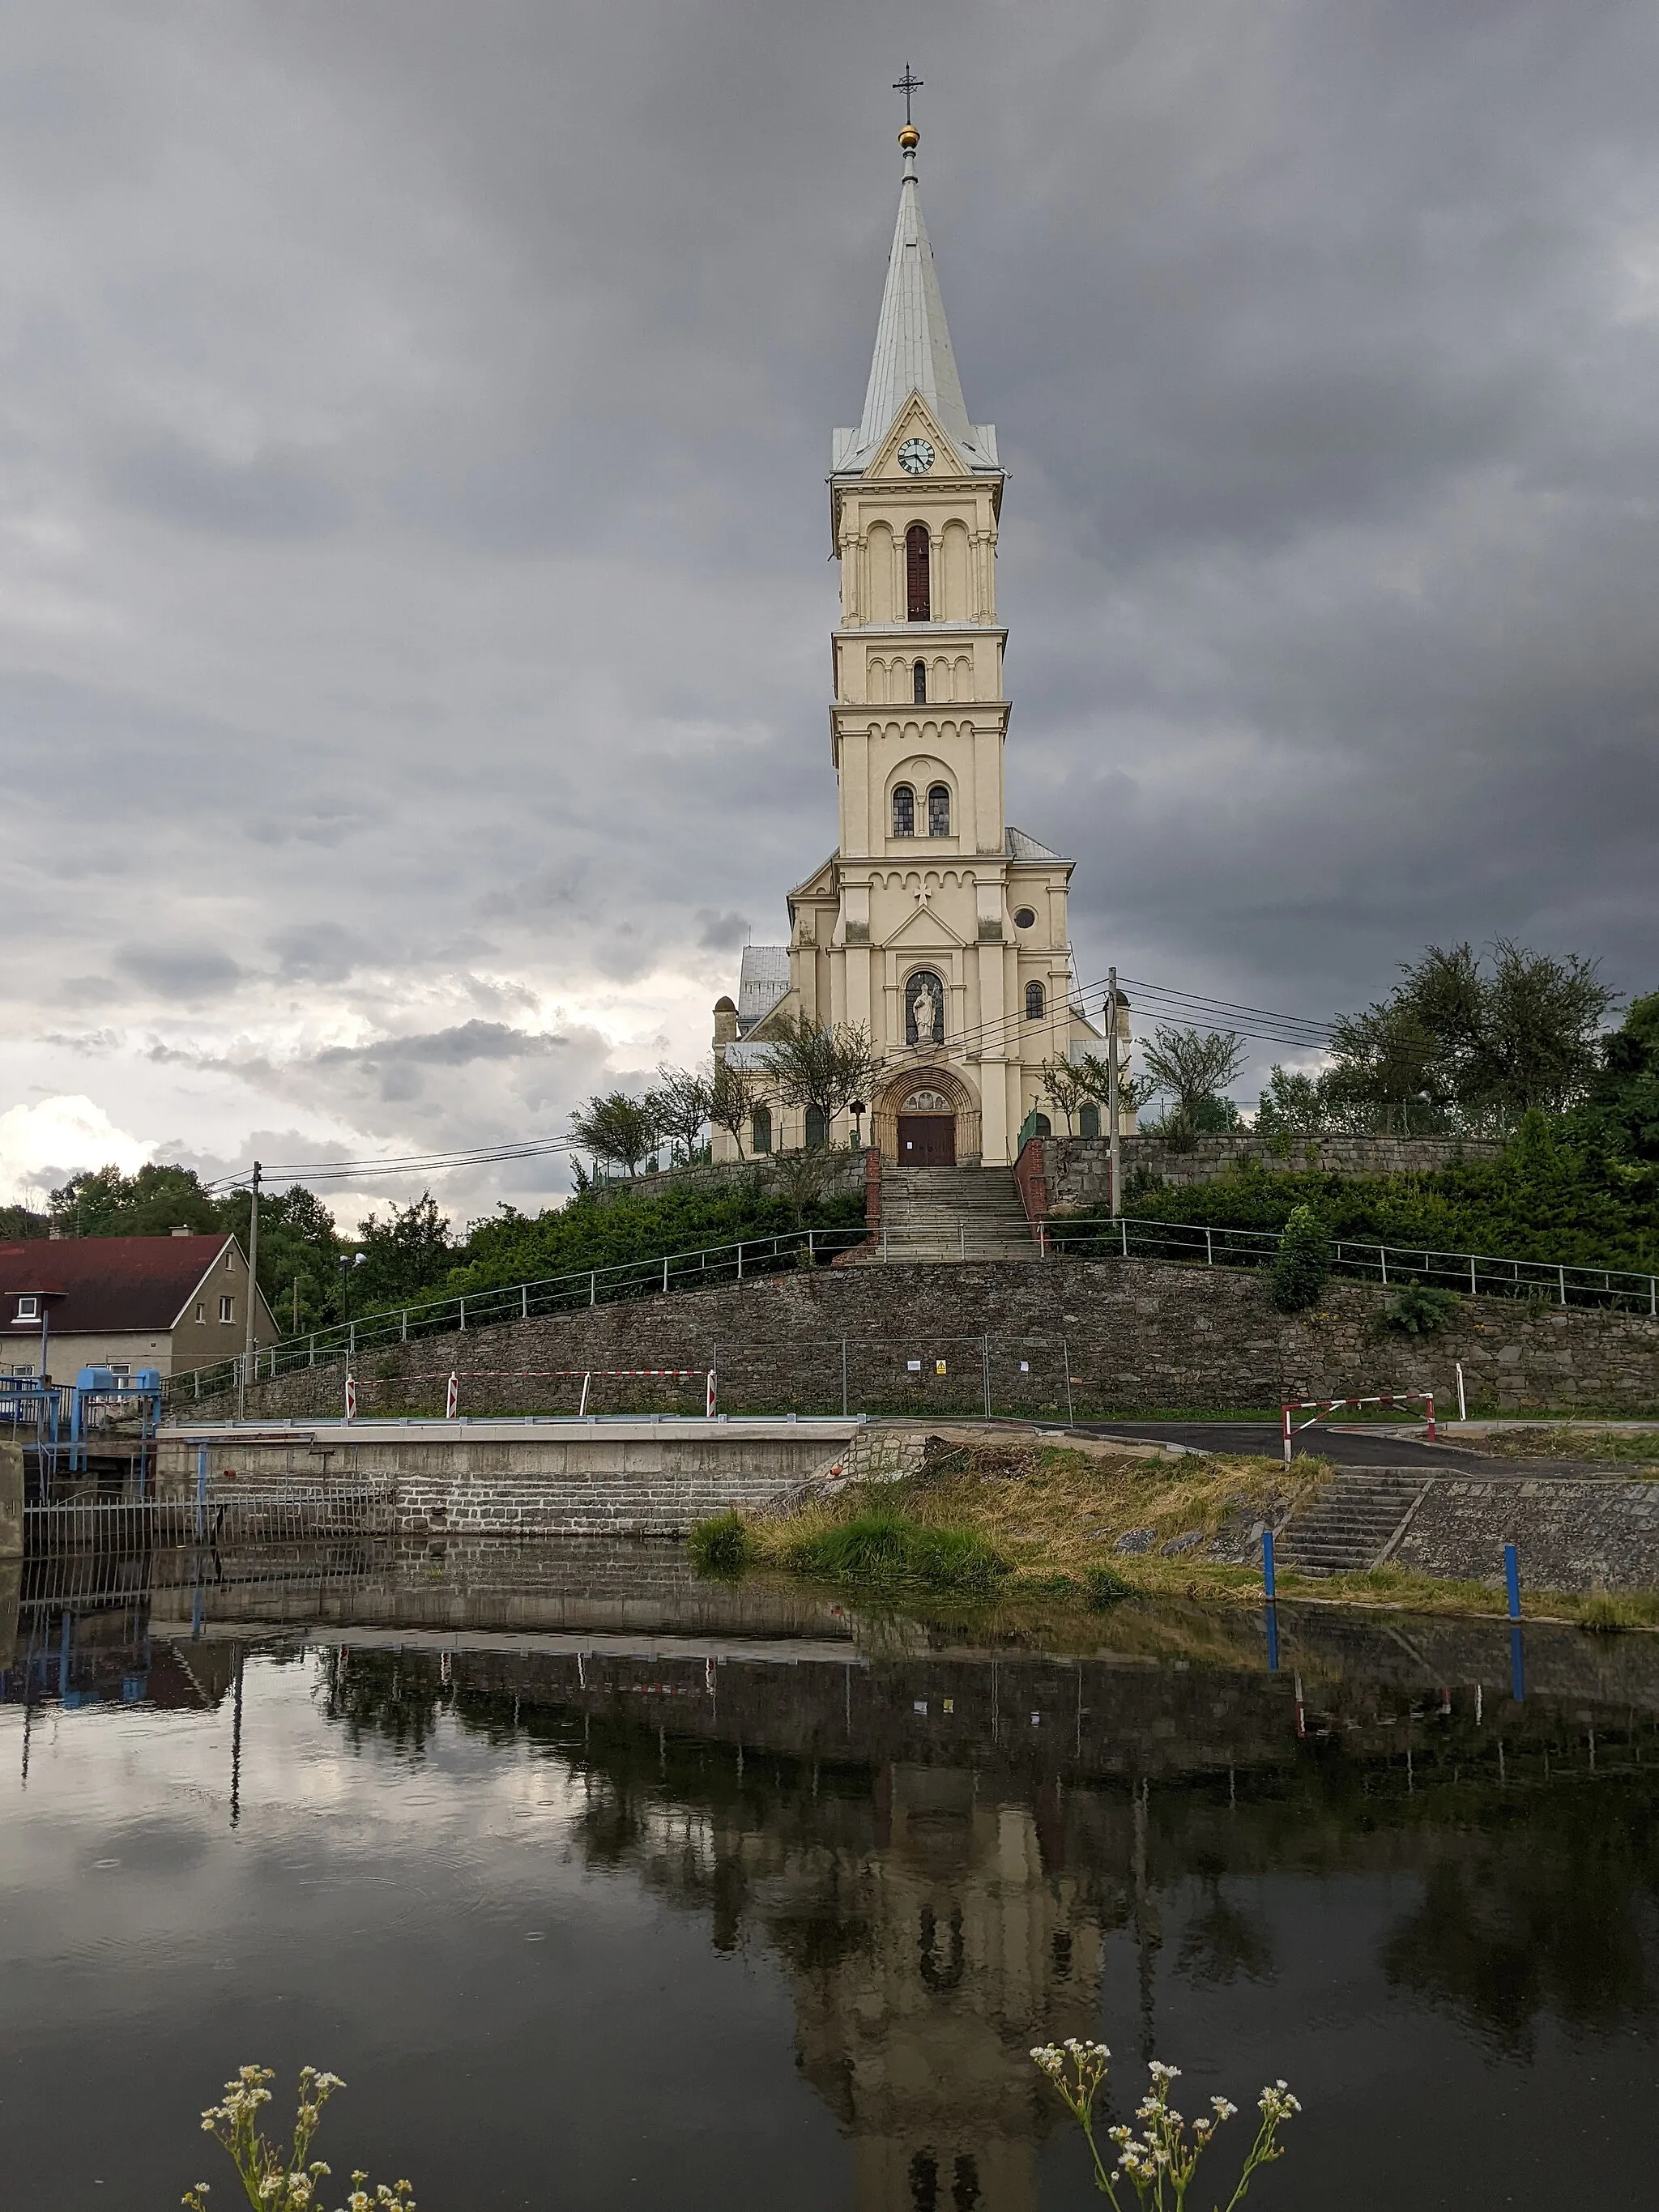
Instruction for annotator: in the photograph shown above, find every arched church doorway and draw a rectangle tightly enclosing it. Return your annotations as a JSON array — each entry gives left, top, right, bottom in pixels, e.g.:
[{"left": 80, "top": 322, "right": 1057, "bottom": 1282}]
[
  {"left": 876, "top": 1066, "right": 980, "bottom": 1166},
  {"left": 898, "top": 1088, "right": 956, "bottom": 1166}
]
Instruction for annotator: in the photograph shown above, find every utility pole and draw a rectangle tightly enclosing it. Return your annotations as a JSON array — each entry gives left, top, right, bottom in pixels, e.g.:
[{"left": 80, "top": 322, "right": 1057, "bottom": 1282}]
[
  {"left": 243, "top": 1160, "right": 262, "bottom": 1389},
  {"left": 1107, "top": 968, "right": 1122, "bottom": 1219}
]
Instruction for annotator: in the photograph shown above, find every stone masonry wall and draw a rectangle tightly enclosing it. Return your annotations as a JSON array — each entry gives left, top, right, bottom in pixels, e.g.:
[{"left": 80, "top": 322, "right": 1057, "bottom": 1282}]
[
  {"left": 1034, "top": 1132, "right": 1503, "bottom": 1208},
  {"left": 178, "top": 1255, "right": 1659, "bottom": 1424},
  {"left": 1399, "top": 1476, "right": 1659, "bottom": 1594}
]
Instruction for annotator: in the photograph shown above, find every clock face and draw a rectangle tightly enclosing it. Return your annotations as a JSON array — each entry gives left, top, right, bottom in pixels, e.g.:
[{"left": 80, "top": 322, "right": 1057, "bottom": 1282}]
[{"left": 898, "top": 437, "right": 936, "bottom": 475}]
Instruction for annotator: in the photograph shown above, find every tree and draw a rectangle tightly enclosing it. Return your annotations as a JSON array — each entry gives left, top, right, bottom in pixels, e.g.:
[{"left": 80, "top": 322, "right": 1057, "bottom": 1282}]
[
  {"left": 1269, "top": 1204, "right": 1328, "bottom": 1312},
  {"left": 1576, "top": 991, "right": 1659, "bottom": 1161},
  {"left": 1255, "top": 1068, "right": 1332, "bottom": 1139},
  {"left": 709, "top": 1059, "right": 767, "bottom": 1159},
  {"left": 1039, "top": 1056, "right": 1087, "bottom": 1134},
  {"left": 1324, "top": 941, "right": 1617, "bottom": 1135},
  {"left": 568, "top": 1092, "right": 662, "bottom": 1178},
  {"left": 354, "top": 1191, "right": 454, "bottom": 1310},
  {"left": 651, "top": 1064, "right": 713, "bottom": 1165},
  {"left": 767, "top": 1146, "right": 841, "bottom": 1227},
  {"left": 1139, "top": 1027, "right": 1247, "bottom": 1140},
  {"left": 49, "top": 1162, "right": 220, "bottom": 1237},
  {"left": 755, "top": 1015, "right": 878, "bottom": 1144},
  {"left": 1074, "top": 1053, "right": 1156, "bottom": 1124}
]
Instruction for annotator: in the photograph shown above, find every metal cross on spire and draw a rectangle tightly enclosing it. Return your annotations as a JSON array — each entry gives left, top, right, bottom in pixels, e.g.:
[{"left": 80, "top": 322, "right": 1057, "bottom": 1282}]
[{"left": 892, "top": 63, "right": 923, "bottom": 126}]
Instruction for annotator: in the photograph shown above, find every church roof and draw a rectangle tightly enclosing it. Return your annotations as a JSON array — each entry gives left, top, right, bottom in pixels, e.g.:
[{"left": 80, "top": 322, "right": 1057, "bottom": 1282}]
[
  {"left": 833, "top": 139, "right": 999, "bottom": 478},
  {"left": 1007, "top": 825, "right": 1068, "bottom": 862},
  {"left": 736, "top": 944, "right": 791, "bottom": 1034}
]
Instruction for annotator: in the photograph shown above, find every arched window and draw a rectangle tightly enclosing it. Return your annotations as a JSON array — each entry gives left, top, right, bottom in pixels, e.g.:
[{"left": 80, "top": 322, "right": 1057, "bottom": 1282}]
[
  {"left": 804, "top": 1104, "right": 829, "bottom": 1149},
  {"left": 906, "top": 524, "right": 931, "bottom": 620},
  {"left": 1025, "top": 980, "right": 1046, "bottom": 1021},
  {"left": 1079, "top": 1102, "right": 1100, "bottom": 1139},
  {"left": 927, "top": 783, "right": 951, "bottom": 837},
  {"left": 912, "top": 658, "right": 927, "bottom": 704},
  {"left": 893, "top": 783, "right": 915, "bottom": 837},
  {"left": 751, "top": 1105, "right": 772, "bottom": 1154}
]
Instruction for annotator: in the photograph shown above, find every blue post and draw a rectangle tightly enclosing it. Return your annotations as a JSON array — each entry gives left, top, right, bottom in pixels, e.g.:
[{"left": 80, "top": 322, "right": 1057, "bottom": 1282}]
[
  {"left": 1509, "top": 1624, "right": 1525, "bottom": 1704},
  {"left": 1262, "top": 1527, "right": 1277, "bottom": 1602},
  {"left": 195, "top": 1444, "right": 209, "bottom": 1545},
  {"left": 1265, "top": 1605, "right": 1281, "bottom": 1674},
  {"left": 1503, "top": 1541, "right": 1521, "bottom": 1622}
]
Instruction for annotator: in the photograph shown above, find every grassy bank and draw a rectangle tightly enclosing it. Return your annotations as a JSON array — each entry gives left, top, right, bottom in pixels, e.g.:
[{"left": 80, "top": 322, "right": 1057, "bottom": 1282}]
[
  {"left": 1457, "top": 1424, "right": 1659, "bottom": 1468},
  {"left": 690, "top": 1436, "right": 1659, "bottom": 1629}
]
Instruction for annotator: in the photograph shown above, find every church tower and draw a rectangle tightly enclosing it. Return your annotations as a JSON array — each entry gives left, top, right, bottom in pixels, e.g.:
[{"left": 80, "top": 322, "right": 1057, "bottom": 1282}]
[{"left": 713, "top": 120, "right": 1099, "bottom": 1169}]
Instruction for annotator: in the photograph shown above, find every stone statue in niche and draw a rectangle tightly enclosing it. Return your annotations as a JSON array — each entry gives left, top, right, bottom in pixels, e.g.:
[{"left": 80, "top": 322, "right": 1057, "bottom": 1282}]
[{"left": 906, "top": 971, "right": 944, "bottom": 1046}]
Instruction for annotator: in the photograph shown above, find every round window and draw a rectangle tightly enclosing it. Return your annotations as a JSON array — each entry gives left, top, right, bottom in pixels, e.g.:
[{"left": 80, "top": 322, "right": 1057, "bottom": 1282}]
[{"left": 1013, "top": 906, "right": 1038, "bottom": 930}]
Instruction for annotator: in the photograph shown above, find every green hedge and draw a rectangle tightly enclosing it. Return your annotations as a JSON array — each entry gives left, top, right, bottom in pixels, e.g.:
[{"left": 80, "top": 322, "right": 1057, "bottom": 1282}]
[
  {"left": 433, "top": 1174, "right": 868, "bottom": 1303},
  {"left": 1054, "top": 1116, "right": 1657, "bottom": 1276}
]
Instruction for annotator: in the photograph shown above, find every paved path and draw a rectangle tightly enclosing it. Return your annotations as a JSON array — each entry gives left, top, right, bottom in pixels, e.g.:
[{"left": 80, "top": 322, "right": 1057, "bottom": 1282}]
[{"left": 1070, "top": 1418, "right": 1619, "bottom": 1478}]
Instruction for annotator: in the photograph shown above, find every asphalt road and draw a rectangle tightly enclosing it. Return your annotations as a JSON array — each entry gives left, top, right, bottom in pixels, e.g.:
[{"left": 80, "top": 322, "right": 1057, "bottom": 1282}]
[{"left": 1075, "top": 1419, "right": 1482, "bottom": 1468}]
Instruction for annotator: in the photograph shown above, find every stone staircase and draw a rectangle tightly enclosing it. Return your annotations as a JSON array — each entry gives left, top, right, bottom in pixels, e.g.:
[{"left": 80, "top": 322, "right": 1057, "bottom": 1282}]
[
  {"left": 1273, "top": 1468, "right": 1429, "bottom": 1578},
  {"left": 872, "top": 1166, "right": 1042, "bottom": 1262}
]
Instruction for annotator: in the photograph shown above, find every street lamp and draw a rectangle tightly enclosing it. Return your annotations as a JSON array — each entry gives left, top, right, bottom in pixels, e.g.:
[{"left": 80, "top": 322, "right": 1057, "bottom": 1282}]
[
  {"left": 339, "top": 1250, "right": 366, "bottom": 1322},
  {"left": 848, "top": 1099, "right": 868, "bottom": 1153}
]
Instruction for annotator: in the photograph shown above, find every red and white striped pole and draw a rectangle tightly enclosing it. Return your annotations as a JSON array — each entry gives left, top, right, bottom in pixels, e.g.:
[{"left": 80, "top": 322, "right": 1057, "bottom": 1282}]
[
  {"left": 1424, "top": 1391, "right": 1435, "bottom": 1442},
  {"left": 344, "top": 1373, "right": 356, "bottom": 1422},
  {"left": 1282, "top": 1404, "right": 1293, "bottom": 1466},
  {"left": 446, "top": 1371, "right": 459, "bottom": 1420},
  {"left": 706, "top": 1368, "right": 718, "bottom": 1418}
]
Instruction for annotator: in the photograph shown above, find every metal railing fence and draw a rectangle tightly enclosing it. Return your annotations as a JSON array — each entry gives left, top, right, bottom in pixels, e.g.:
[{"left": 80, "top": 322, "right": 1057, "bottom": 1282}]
[
  {"left": 1043, "top": 1215, "right": 1658, "bottom": 1315},
  {"left": 24, "top": 1481, "right": 399, "bottom": 1553}
]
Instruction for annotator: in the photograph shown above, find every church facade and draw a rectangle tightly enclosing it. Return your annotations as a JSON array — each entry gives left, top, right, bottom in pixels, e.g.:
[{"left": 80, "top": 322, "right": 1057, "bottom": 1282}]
[{"left": 712, "top": 123, "right": 1104, "bottom": 1170}]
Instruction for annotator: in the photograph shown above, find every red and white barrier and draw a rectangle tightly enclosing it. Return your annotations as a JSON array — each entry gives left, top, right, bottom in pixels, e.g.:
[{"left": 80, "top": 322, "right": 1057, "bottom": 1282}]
[
  {"left": 1281, "top": 1391, "right": 1435, "bottom": 1464},
  {"left": 429, "top": 1367, "right": 717, "bottom": 1421},
  {"left": 445, "top": 1370, "right": 459, "bottom": 1420},
  {"left": 344, "top": 1372, "right": 356, "bottom": 1422}
]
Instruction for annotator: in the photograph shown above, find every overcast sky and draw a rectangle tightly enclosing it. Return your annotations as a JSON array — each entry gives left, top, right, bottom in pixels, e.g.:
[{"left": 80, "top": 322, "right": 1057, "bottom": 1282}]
[{"left": 2, "top": 0, "right": 1656, "bottom": 1226}]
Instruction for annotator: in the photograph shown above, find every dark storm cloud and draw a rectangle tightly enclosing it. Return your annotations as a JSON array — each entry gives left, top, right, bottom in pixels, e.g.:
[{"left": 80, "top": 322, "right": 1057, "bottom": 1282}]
[
  {"left": 2, "top": 0, "right": 1657, "bottom": 1187},
  {"left": 113, "top": 944, "right": 245, "bottom": 999}
]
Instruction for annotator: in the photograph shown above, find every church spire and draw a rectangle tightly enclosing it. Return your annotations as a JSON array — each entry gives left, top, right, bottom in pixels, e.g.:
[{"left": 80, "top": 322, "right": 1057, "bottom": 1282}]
[{"left": 832, "top": 126, "right": 998, "bottom": 477}]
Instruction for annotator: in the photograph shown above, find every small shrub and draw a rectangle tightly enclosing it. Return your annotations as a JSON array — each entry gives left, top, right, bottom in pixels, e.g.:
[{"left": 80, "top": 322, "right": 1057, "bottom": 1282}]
[
  {"left": 1083, "top": 1562, "right": 1133, "bottom": 1609},
  {"left": 1578, "top": 1593, "right": 1636, "bottom": 1634},
  {"left": 1383, "top": 1281, "right": 1461, "bottom": 1335},
  {"left": 688, "top": 1510, "right": 756, "bottom": 1575},
  {"left": 785, "top": 1509, "right": 1008, "bottom": 1594},
  {"left": 183, "top": 2063, "right": 414, "bottom": 2212},
  {"left": 1269, "top": 1204, "right": 1329, "bottom": 1312}
]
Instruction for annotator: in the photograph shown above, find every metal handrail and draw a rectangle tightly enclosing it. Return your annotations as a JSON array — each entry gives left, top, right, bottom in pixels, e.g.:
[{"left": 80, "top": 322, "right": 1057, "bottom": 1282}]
[
  {"left": 164, "top": 1223, "right": 874, "bottom": 1404},
  {"left": 1044, "top": 1213, "right": 1659, "bottom": 1315}
]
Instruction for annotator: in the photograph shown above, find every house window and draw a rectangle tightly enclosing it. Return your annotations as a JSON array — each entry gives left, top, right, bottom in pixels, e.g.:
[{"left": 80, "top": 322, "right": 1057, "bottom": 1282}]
[
  {"left": 1025, "top": 981, "right": 1046, "bottom": 1021},
  {"left": 804, "top": 1104, "right": 830, "bottom": 1149},
  {"left": 893, "top": 783, "right": 915, "bottom": 837},
  {"left": 911, "top": 658, "right": 927, "bottom": 704},
  {"left": 15, "top": 1295, "right": 38, "bottom": 1320},
  {"left": 906, "top": 524, "right": 931, "bottom": 620},
  {"left": 1079, "top": 1103, "right": 1100, "bottom": 1139},
  {"left": 219, "top": 1295, "right": 234, "bottom": 1324},
  {"left": 108, "top": 1362, "right": 130, "bottom": 1379},
  {"left": 225, "top": 1248, "right": 235, "bottom": 1271},
  {"left": 1013, "top": 906, "right": 1037, "bottom": 930},
  {"left": 752, "top": 1106, "right": 773, "bottom": 1154},
  {"left": 195, "top": 1302, "right": 206, "bottom": 1324},
  {"left": 927, "top": 783, "right": 951, "bottom": 837}
]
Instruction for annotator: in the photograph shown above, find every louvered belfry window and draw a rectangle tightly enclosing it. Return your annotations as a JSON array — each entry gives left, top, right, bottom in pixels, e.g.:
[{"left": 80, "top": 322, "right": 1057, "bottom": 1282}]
[{"left": 906, "top": 525, "right": 931, "bottom": 620}]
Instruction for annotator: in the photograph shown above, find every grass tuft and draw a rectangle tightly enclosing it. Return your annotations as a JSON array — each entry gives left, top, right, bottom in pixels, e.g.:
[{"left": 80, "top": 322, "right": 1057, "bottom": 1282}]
[
  {"left": 1083, "top": 1562, "right": 1134, "bottom": 1609},
  {"left": 783, "top": 1509, "right": 1009, "bottom": 1594},
  {"left": 687, "top": 1510, "right": 757, "bottom": 1575}
]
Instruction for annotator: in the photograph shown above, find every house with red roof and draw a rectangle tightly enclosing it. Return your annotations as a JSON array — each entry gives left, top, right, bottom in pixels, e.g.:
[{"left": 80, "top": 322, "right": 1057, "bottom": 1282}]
[{"left": 0, "top": 1233, "right": 277, "bottom": 1383}]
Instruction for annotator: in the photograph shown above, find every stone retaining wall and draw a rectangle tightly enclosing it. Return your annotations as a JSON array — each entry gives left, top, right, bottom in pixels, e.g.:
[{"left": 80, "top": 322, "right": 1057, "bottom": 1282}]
[
  {"left": 1033, "top": 1132, "right": 1503, "bottom": 1208},
  {"left": 1400, "top": 1475, "right": 1659, "bottom": 1593},
  {"left": 178, "top": 1256, "right": 1659, "bottom": 1425}
]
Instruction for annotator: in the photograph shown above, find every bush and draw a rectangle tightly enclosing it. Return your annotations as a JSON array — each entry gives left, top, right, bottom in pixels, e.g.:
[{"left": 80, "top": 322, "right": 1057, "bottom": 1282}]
[
  {"left": 1083, "top": 1562, "right": 1134, "bottom": 1609},
  {"left": 687, "top": 1511, "right": 756, "bottom": 1575},
  {"left": 784, "top": 1509, "right": 1008, "bottom": 1594},
  {"left": 1269, "top": 1204, "right": 1329, "bottom": 1312},
  {"left": 1383, "top": 1281, "right": 1461, "bottom": 1335}
]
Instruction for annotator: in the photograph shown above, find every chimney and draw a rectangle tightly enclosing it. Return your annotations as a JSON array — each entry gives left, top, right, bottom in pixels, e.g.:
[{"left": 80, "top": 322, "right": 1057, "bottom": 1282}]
[{"left": 172, "top": 1225, "right": 193, "bottom": 1237}]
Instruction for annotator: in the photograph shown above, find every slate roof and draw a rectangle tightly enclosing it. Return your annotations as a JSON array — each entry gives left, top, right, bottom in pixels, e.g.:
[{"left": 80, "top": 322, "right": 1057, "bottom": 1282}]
[
  {"left": 736, "top": 944, "right": 792, "bottom": 1034},
  {"left": 1007, "top": 825, "right": 1068, "bottom": 862},
  {"left": 0, "top": 1234, "right": 241, "bottom": 1334},
  {"left": 832, "top": 143, "right": 1000, "bottom": 477}
]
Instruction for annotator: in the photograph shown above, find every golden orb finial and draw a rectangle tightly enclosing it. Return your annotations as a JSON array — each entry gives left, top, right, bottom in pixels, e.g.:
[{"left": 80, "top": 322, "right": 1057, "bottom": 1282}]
[{"left": 898, "top": 122, "right": 919, "bottom": 151}]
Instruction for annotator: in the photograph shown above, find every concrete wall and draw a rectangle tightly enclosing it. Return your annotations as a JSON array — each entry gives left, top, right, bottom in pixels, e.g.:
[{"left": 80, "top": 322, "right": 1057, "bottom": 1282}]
[
  {"left": 156, "top": 1418, "right": 856, "bottom": 1537},
  {"left": 1031, "top": 1132, "right": 1503, "bottom": 1208},
  {"left": 0, "top": 1437, "right": 20, "bottom": 1558},
  {"left": 173, "top": 1255, "right": 1659, "bottom": 1425}
]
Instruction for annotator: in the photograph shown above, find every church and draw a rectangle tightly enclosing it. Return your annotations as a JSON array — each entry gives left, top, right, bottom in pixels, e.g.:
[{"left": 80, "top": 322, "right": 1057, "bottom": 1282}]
[{"left": 711, "top": 118, "right": 1105, "bottom": 1171}]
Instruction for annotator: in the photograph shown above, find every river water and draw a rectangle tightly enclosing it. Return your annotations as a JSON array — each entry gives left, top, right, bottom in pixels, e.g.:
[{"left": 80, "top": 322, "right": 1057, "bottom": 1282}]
[{"left": 2, "top": 1540, "right": 1657, "bottom": 2210}]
